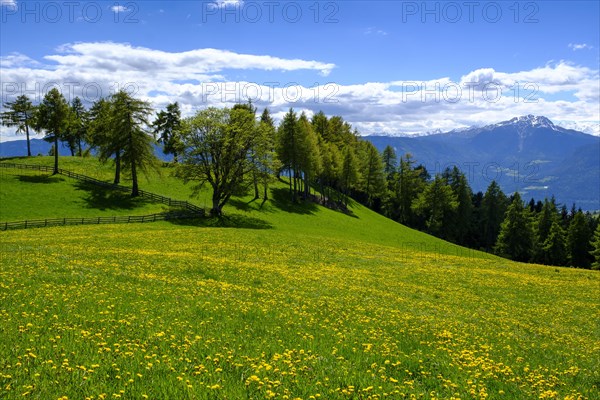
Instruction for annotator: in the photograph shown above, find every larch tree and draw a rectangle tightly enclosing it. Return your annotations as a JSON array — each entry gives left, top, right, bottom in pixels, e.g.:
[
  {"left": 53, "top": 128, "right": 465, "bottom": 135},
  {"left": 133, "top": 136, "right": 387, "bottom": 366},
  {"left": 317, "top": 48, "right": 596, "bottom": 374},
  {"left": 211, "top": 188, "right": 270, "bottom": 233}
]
[
  {"left": 152, "top": 102, "right": 183, "bottom": 163},
  {"left": 110, "top": 90, "right": 158, "bottom": 197},
  {"left": 276, "top": 108, "right": 301, "bottom": 201},
  {"left": 68, "top": 97, "right": 89, "bottom": 156},
  {"left": 35, "top": 88, "right": 70, "bottom": 174},
  {"left": 340, "top": 146, "right": 359, "bottom": 206},
  {"left": 254, "top": 108, "right": 280, "bottom": 203},
  {"left": 359, "top": 141, "right": 386, "bottom": 207},
  {"left": 1, "top": 95, "right": 37, "bottom": 157},
  {"left": 88, "top": 98, "right": 123, "bottom": 184},
  {"left": 297, "top": 112, "right": 322, "bottom": 199}
]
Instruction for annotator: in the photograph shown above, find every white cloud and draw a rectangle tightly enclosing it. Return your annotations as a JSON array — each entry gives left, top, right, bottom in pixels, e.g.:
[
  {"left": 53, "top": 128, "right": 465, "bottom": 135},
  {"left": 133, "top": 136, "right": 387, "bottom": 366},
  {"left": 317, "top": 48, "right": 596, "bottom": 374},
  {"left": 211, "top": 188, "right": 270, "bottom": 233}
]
[
  {"left": 203, "top": 0, "right": 244, "bottom": 11},
  {"left": 569, "top": 43, "right": 593, "bottom": 51},
  {"left": 364, "top": 27, "right": 388, "bottom": 36},
  {"left": 110, "top": 5, "right": 128, "bottom": 13},
  {"left": 43, "top": 42, "right": 335, "bottom": 77},
  {"left": 1, "top": 43, "right": 597, "bottom": 138},
  {"left": 0, "top": 0, "right": 16, "bottom": 7}
]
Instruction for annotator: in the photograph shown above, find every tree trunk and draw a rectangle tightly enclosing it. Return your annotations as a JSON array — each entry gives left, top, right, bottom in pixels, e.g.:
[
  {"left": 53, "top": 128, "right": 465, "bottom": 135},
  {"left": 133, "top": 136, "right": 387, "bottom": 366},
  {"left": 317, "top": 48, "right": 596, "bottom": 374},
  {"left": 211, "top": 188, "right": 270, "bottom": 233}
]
[
  {"left": 131, "top": 161, "right": 139, "bottom": 197},
  {"left": 173, "top": 152, "right": 178, "bottom": 163},
  {"left": 211, "top": 191, "right": 222, "bottom": 217},
  {"left": 263, "top": 181, "right": 268, "bottom": 201},
  {"left": 304, "top": 174, "right": 310, "bottom": 199},
  {"left": 78, "top": 138, "right": 82, "bottom": 156},
  {"left": 25, "top": 125, "right": 31, "bottom": 157},
  {"left": 292, "top": 170, "right": 297, "bottom": 202},
  {"left": 114, "top": 150, "right": 121, "bottom": 184},
  {"left": 53, "top": 136, "right": 59, "bottom": 175},
  {"left": 288, "top": 168, "right": 293, "bottom": 197},
  {"left": 253, "top": 172, "right": 259, "bottom": 200}
]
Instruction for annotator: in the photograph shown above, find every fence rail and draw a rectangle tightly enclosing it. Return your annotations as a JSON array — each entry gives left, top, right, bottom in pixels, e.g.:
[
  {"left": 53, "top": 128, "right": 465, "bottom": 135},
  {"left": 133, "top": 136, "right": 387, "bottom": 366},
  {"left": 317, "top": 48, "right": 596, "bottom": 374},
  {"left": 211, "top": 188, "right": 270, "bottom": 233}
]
[
  {"left": 0, "top": 212, "right": 199, "bottom": 231},
  {"left": 0, "top": 162, "right": 205, "bottom": 231}
]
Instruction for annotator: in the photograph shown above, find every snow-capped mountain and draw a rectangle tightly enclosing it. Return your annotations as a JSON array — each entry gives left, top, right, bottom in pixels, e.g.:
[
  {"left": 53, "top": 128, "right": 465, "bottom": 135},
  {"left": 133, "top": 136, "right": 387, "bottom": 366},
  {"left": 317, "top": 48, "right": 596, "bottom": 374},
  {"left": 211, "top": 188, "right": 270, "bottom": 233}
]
[{"left": 366, "top": 116, "right": 600, "bottom": 210}]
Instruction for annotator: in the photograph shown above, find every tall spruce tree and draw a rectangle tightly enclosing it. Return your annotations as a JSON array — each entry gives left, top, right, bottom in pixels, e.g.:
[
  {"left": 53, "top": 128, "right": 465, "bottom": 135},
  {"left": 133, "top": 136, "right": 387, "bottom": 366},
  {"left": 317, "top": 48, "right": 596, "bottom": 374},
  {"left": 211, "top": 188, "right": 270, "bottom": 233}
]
[
  {"left": 542, "top": 221, "right": 568, "bottom": 266},
  {"left": 567, "top": 211, "right": 591, "bottom": 268},
  {"left": 480, "top": 181, "right": 508, "bottom": 250},
  {"left": 494, "top": 192, "right": 534, "bottom": 262}
]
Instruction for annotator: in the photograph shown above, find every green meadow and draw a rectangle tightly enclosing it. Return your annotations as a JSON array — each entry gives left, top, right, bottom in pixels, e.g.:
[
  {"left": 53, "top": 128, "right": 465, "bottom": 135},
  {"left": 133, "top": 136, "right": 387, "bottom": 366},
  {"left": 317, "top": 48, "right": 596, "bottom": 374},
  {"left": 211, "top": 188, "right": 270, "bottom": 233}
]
[{"left": 0, "top": 157, "right": 598, "bottom": 399}]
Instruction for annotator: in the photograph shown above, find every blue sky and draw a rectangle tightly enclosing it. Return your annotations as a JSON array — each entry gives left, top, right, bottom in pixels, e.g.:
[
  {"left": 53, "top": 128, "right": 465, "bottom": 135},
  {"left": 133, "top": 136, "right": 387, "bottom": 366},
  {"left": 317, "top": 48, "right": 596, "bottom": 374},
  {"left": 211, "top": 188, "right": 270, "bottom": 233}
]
[{"left": 1, "top": 0, "right": 599, "bottom": 139}]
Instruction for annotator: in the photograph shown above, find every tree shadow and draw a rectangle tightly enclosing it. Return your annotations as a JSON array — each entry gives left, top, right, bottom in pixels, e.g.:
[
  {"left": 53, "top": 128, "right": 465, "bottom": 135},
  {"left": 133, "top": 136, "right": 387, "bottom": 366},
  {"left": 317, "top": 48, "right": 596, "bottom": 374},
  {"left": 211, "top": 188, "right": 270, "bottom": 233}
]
[
  {"left": 268, "top": 188, "right": 319, "bottom": 215},
  {"left": 73, "top": 181, "right": 154, "bottom": 211},
  {"left": 17, "top": 174, "right": 64, "bottom": 184},
  {"left": 167, "top": 213, "right": 273, "bottom": 230},
  {"left": 229, "top": 198, "right": 254, "bottom": 212}
]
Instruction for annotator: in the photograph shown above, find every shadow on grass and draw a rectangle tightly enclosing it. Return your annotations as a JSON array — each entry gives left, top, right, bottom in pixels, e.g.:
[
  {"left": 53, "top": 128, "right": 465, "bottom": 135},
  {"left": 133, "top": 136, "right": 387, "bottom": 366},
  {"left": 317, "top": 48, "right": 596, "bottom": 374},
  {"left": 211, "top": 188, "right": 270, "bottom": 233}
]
[
  {"left": 167, "top": 213, "right": 273, "bottom": 230},
  {"left": 268, "top": 188, "right": 319, "bottom": 215},
  {"left": 73, "top": 181, "right": 154, "bottom": 211},
  {"left": 17, "top": 174, "right": 65, "bottom": 184}
]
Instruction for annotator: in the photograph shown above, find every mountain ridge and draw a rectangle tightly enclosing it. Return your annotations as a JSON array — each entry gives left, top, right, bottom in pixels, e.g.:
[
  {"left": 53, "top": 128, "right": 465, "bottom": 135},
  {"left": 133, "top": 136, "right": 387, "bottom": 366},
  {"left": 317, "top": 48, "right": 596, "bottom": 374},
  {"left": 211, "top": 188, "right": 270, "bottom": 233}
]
[{"left": 366, "top": 115, "right": 600, "bottom": 210}]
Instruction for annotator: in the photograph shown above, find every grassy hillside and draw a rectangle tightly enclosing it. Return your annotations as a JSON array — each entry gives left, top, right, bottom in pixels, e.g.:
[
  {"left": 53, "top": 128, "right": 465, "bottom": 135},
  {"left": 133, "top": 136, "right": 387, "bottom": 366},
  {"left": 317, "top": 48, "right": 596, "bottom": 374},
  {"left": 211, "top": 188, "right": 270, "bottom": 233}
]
[
  {"left": 0, "top": 156, "right": 599, "bottom": 399},
  {"left": 0, "top": 166, "right": 170, "bottom": 221}
]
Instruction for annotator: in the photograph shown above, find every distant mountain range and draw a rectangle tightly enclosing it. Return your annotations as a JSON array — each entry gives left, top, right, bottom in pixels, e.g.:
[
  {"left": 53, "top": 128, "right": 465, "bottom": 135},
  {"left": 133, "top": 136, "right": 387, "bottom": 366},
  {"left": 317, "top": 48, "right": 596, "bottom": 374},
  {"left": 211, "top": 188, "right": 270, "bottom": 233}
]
[
  {"left": 1, "top": 115, "right": 598, "bottom": 210},
  {"left": 0, "top": 140, "right": 173, "bottom": 161},
  {"left": 366, "top": 115, "right": 600, "bottom": 210}
]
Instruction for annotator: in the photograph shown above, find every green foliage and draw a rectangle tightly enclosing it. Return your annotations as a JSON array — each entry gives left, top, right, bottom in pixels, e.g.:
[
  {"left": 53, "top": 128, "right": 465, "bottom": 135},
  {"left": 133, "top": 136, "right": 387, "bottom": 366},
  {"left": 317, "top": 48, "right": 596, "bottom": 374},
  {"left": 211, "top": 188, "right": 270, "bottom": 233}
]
[
  {"left": 494, "top": 192, "right": 534, "bottom": 262},
  {"left": 65, "top": 97, "right": 89, "bottom": 156},
  {"left": 382, "top": 145, "right": 397, "bottom": 175},
  {"left": 340, "top": 146, "right": 359, "bottom": 205},
  {"left": 590, "top": 223, "right": 600, "bottom": 270},
  {"left": 444, "top": 167, "right": 473, "bottom": 244},
  {"left": 542, "top": 221, "right": 568, "bottom": 266},
  {"left": 35, "top": 88, "right": 70, "bottom": 174},
  {"left": 177, "top": 106, "right": 258, "bottom": 216},
  {"left": 533, "top": 198, "right": 559, "bottom": 263},
  {"left": 480, "top": 181, "right": 508, "bottom": 250},
  {"left": 567, "top": 211, "right": 591, "bottom": 268},
  {"left": 385, "top": 153, "right": 425, "bottom": 226},
  {"left": 152, "top": 102, "right": 183, "bottom": 162},
  {"left": 110, "top": 91, "right": 159, "bottom": 197},
  {"left": 358, "top": 141, "right": 385, "bottom": 206},
  {"left": 411, "top": 175, "right": 458, "bottom": 236},
  {"left": 1, "top": 94, "right": 37, "bottom": 156}
]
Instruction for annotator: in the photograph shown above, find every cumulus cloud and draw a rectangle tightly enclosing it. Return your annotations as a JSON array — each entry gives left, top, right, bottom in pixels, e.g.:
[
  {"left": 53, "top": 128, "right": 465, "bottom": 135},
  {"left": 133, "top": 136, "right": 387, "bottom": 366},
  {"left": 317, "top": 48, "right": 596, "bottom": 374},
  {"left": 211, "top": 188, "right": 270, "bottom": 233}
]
[
  {"left": 1, "top": 42, "right": 598, "bottom": 138},
  {"left": 0, "top": 0, "right": 16, "bottom": 8}
]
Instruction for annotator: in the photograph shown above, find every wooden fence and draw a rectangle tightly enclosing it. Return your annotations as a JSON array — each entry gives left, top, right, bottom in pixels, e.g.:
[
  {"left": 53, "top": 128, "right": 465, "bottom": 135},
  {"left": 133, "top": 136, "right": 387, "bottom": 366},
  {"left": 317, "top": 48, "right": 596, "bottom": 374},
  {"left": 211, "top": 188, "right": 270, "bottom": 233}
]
[
  {"left": 0, "top": 162, "right": 205, "bottom": 231},
  {"left": 0, "top": 212, "right": 199, "bottom": 231}
]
